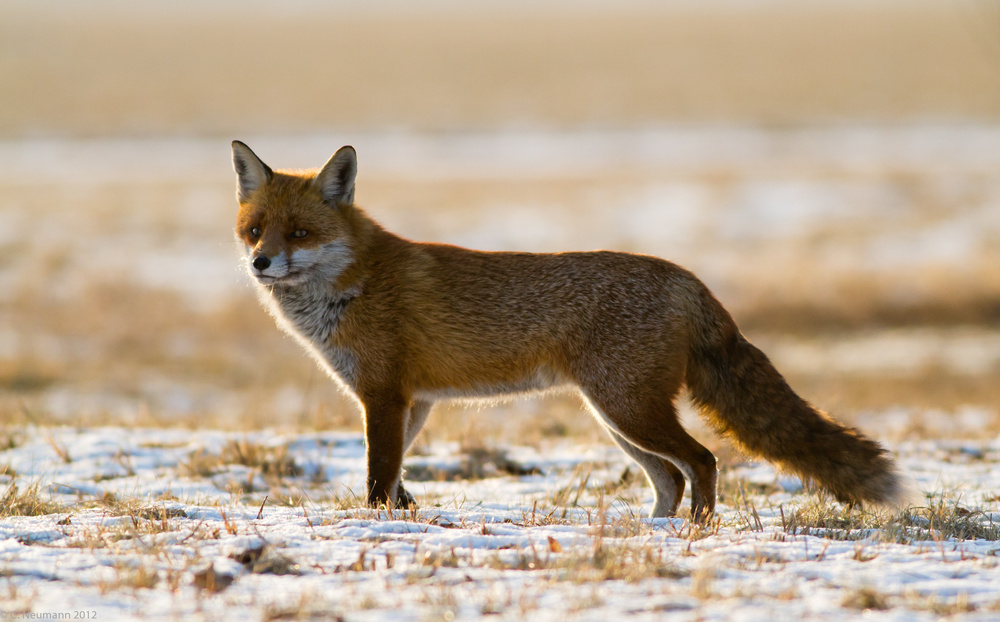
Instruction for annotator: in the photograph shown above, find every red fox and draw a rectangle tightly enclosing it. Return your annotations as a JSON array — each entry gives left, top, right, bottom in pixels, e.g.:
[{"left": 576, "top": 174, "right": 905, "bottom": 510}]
[{"left": 232, "top": 141, "right": 906, "bottom": 521}]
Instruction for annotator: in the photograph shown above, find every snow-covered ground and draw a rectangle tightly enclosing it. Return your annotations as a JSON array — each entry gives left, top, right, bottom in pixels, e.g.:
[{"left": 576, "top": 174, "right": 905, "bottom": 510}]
[{"left": 2, "top": 426, "right": 999, "bottom": 621}]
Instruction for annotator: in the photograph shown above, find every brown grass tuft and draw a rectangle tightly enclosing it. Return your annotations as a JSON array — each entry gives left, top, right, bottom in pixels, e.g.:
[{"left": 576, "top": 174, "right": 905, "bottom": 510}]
[
  {"left": 0, "top": 481, "right": 64, "bottom": 517},
  {"left": 841, "top": 587, "right": 890, "bottom": 611}
]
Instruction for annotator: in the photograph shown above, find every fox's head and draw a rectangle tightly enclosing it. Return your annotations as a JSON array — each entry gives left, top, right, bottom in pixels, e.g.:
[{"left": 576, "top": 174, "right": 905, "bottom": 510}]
[{"left": 232, "top": 141, "right": 357, "bottom": 287}]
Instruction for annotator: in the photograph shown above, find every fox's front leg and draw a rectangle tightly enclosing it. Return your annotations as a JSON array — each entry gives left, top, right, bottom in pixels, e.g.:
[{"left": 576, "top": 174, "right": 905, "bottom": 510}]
[{"left": 360, "top": 391, "right": 409, "bottom": 508}]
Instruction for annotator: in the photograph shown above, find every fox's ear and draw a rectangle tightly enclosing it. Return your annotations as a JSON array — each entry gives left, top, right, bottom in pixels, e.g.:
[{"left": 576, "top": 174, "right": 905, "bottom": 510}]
[
  {"left": 313, "top": 145, "right": 357, "bottom": 207},
  {"left": 232, "top": 140, "right": 273, "bottom": 202}
]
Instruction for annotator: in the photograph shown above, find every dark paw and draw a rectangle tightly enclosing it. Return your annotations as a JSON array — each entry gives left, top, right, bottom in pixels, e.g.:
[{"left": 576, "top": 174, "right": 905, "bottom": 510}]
[
  {"left": 396, "top": 483, "right": 417, "bottom": 509},
  {"left": 691, "top": 507, "right": 715, "bottom": 526},
  {"left": 366, "top": 484, "right": 418, "bottom": 510}
]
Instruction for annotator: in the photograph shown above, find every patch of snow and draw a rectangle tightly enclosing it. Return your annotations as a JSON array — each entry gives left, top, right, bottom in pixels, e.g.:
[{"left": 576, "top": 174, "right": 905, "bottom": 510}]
[{"left": 1, "top": 426, "right": 999, "bottom": 621}]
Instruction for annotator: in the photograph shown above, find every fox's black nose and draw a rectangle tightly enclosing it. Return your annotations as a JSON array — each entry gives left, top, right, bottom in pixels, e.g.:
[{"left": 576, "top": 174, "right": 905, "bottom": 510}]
[{"left": 252, "top": 255, "right": 271, "bottom": 271}]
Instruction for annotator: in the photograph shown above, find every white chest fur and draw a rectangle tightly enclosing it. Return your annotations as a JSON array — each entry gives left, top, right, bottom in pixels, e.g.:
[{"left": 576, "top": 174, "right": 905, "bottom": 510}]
[{"left": 261, "top": 282, "right": 361, "bottom": 390}]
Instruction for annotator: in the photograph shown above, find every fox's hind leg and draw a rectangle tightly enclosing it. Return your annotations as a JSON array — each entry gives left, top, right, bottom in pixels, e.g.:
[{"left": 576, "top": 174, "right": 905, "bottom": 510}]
[
  {"left": 396, "top": 400, "right": 433, "bottom": 508},
  {"left": 581, "top": 384, "right": 718, "bottom": 522},
  {"left": 403, "top": 400, "right": 433, "bottom": 452},
  {"left": 605, "top": 427, "right": 687, "bottom": 517}
]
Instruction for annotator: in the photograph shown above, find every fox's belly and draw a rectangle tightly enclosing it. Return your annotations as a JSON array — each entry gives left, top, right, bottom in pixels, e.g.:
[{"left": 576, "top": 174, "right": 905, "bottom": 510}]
[{"left": 413, "top": 365, "right": 569, "bottom": 402}]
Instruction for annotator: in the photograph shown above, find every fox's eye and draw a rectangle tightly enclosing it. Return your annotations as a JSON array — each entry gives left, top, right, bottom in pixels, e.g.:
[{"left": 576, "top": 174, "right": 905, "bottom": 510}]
[
  {"left": 292, "top": 229, "right": 309, "bottom": 239},
  {"left": 250, "top": 227, "right": 262, "bottom": 238}
]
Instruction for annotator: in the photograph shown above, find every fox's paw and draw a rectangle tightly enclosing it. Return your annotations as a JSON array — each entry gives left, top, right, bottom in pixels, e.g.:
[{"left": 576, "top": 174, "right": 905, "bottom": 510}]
[
  {"left": 365, "top": 483, "right": 418, "bottom": 510},
  {"left": 396, "top": 483, "right": 417, "bottom": 509}
]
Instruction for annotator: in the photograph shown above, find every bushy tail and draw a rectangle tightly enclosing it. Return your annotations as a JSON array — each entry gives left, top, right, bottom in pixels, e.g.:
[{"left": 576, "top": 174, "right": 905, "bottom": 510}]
[{"left": 685, "top": 295, "right": 906, "bottom": 508}]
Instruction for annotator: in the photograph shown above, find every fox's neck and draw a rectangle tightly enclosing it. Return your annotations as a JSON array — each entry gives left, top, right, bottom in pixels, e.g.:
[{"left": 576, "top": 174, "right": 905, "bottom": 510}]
[{"left": 268, "top": 277, "right": 360, "bottom": 347}]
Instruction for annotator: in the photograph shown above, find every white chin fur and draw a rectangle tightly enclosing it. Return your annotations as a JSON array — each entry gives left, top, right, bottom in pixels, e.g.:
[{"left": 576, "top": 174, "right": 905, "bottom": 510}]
[
  {"left": 254, "top": 272, "right": 308, "bottom": 286},
  {"left": 290, "top": 242, "right": 354, "bottom": 282}
]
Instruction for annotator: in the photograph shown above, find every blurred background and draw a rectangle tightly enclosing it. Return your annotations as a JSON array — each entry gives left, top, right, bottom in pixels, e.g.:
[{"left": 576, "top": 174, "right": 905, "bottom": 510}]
[{"left": 2, "top": 0, "right": 999, "bottom": 447}]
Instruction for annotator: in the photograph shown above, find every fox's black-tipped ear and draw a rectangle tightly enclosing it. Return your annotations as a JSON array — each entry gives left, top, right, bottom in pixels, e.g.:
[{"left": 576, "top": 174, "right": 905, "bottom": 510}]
[
  {"left": 232, "top": 140, "right": 273, "bottom": 202},
  {"left": 313, "top": 145, "right": 357, "bottom": 207}
]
